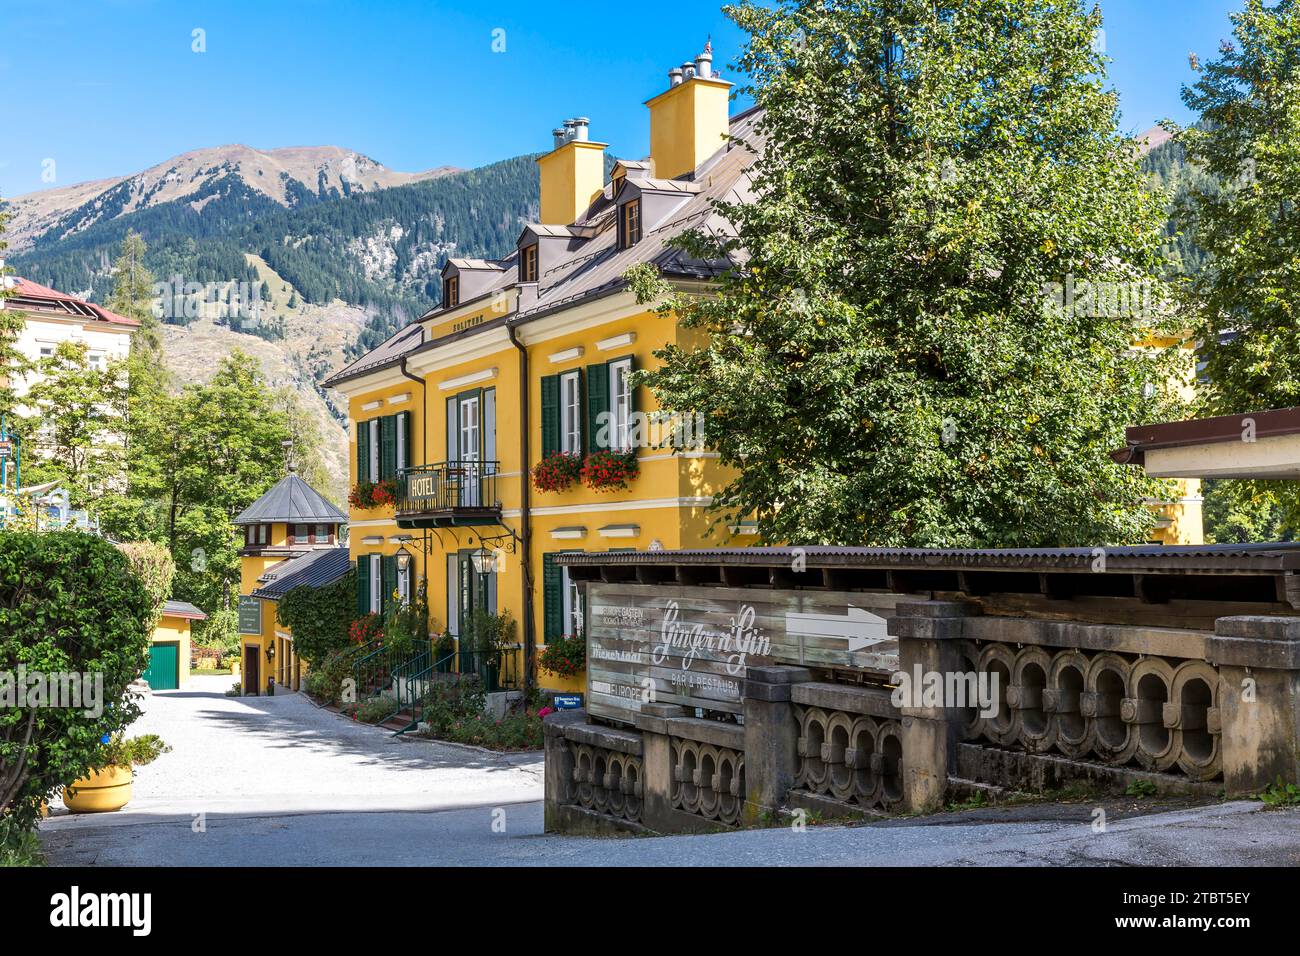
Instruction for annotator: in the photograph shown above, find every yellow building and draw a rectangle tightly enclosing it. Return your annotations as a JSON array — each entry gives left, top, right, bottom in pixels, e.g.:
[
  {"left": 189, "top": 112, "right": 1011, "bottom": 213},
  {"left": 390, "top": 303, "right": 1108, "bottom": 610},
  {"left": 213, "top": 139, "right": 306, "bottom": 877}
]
[
  {"left": 1133, "top": 332, "right": 1204, "bottom": 545},
  {"left": 325, "top": 44, "right": 751, "bottom": 693},
  {"left": 143, "top": 600, "right": 207, "bottom": 691},
  {"left": 234, "top": 470, "right": 348, "bottom": 694}
]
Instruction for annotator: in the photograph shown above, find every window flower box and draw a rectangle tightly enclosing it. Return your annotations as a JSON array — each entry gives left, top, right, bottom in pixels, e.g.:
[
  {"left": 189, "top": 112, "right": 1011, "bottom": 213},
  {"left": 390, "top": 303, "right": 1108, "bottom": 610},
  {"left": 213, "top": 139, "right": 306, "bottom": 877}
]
[
  {"left": 581, "top": 450, "right": 639, "bottom": 492},
  {"left": 349, "top": 479, "right": 397, "bottom": 510},
  {"left": 531, "top": 451, "right": 584, "bottom": 493}
]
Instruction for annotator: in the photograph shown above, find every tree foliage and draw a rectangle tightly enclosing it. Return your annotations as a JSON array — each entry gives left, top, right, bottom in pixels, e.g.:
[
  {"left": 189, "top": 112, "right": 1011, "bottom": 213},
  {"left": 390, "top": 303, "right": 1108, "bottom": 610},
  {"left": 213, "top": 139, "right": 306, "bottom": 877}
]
[
  {"left": 631, "top": 0, "right": 1183, "bottom": 548},
  {"left": 1173, "top": 0, "right": 1300, "bottom": 537},
  {"left": 0, "top": 532, "right": 154, "bottom": 832}
]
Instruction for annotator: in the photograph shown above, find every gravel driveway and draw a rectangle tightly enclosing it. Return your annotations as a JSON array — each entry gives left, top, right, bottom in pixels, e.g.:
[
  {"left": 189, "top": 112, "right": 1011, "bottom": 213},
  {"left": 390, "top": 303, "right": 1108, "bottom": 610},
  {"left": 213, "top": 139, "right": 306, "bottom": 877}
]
[
  {"left": 37, "top": 675, "right": 1300, "bottom": 867},
  {"left": 39, "top": 674, "right": 545, "bottom": 865}
]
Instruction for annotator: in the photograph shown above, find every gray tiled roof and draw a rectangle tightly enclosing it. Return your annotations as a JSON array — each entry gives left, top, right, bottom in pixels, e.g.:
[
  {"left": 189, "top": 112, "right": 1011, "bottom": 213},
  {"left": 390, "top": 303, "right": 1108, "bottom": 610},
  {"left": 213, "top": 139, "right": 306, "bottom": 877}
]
[
  {"left": 162, "top": 599, "right": 207, "bottom": 620},
  {"left": 325, "top": 106, "right": 764, "bottom": 389},
  {"left": 251, "top": 546, "right": 352, "bottom": 600},
  {"left": 233, "top": 474, "right": 347, "bottom": 526}
]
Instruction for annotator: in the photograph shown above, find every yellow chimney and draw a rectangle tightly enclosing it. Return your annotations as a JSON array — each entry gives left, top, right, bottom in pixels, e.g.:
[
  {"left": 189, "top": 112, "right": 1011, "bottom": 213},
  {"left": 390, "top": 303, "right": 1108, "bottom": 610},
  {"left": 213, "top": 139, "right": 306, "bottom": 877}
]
[
  {"left": 537, "top": 130, "right": 607, "bottom": 225},
  {"left": 646, "top": 75, "right": 732, "bottom": 181}
]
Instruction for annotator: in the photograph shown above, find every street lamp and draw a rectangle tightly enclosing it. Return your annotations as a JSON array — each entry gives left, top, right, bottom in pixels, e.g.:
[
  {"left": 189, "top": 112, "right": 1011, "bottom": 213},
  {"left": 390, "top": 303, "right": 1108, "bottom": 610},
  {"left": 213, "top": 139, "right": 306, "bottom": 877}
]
[
  {"left": 470, "top": 545, "right": 495, "bottom": 575},
  {"left": 395, "top": 546, "right": 412, "bottom": 573}
]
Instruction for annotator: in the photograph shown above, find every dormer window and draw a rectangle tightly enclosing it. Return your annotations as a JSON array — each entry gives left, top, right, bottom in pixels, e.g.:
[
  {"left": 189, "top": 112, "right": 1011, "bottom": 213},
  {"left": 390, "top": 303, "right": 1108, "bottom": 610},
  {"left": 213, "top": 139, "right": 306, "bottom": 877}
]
[
  {"left": 444, "top": 276, "right": 460, "bottom": 309},
  {"left": 521, "top": 244, "right": 539, "bottom": 283},
  {"left": 618, "top": 199, "right": 642, "bottom": 249}
]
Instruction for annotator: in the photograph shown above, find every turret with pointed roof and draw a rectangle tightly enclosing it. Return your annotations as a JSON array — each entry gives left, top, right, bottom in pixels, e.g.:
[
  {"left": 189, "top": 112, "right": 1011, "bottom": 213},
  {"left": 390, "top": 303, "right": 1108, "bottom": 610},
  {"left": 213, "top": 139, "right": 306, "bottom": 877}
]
[{"left": 234, "top": 470, "right": 346, "bottom": 527}]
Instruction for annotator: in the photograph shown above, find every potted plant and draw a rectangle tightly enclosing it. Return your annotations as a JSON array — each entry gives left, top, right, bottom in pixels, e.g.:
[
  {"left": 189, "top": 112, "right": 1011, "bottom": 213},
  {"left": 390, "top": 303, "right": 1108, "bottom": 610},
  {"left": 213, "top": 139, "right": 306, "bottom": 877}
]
[{"left": 62, "top": 734, "right": 171, "bottom": 814}]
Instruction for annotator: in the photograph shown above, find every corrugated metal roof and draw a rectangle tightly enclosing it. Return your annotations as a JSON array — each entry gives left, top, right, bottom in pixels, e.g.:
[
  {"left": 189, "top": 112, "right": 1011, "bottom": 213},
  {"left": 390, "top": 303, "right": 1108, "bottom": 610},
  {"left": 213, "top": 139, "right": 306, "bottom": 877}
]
[
  {"left": 251, "top": 547, "right": 352, "bottom": 600},
  {"left": 556, "top": 542, "right": 1300, "bottom": 574},
  {"left": 233, "top": 474, "right": 347, "bottom": 526}
]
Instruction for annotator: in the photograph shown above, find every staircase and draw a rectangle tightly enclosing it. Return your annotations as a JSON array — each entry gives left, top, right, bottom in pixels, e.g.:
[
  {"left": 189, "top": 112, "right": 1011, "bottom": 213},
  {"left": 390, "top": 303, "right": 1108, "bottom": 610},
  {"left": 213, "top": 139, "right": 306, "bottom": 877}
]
[{"left": 349, "top": 639, "right": 458, "bottom": 736}]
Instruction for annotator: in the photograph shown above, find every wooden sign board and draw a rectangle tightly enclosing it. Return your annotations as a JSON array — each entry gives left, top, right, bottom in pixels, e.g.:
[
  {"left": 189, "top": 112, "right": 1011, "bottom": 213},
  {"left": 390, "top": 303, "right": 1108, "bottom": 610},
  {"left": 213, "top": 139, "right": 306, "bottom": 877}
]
[
  {"left": 585, "top": 582, "right": 909, "bottom": 725},
  {"left": 238, "top": 595, "right": 262, "bottom": 636}
]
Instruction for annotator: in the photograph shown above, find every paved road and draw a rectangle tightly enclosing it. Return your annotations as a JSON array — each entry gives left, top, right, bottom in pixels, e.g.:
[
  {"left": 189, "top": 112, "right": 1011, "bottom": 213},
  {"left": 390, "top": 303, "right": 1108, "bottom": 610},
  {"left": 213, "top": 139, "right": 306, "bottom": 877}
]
[{"left": 39, "top": 676, "right": 1300, "bottom": 866}]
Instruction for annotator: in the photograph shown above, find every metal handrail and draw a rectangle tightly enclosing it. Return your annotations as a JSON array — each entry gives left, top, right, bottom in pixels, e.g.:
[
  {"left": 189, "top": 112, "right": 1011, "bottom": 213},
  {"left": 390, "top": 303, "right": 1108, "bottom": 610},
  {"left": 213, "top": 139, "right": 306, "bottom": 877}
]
[{"left": 396, "top": 460, "right": 501, "bottom": 515}]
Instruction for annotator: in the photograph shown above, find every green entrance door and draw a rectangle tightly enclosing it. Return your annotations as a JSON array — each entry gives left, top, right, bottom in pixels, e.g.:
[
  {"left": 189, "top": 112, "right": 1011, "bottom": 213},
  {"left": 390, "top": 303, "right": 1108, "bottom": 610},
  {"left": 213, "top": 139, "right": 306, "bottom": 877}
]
[{"left": 144, "top": 643, "right": 180, "bottom": 690}]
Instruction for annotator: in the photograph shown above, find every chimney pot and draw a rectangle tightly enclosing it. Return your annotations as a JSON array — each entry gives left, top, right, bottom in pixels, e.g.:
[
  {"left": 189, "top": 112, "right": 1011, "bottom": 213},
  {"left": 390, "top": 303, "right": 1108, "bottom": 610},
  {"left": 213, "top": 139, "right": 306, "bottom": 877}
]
[
  {"left": 668, "top": 66, "right": 684, "bottom": 87},
  {"left": 695, "top": 52, "right": 713, "bottom": 79},
  {"left": 552, "top": 128, "right": 567, "bottom": 149},
  {"left": 681, "top": 61, "right": 696, "bottom": 80},
  {"left": 573, "top": 117, "right": 590, "bottom": 142}
]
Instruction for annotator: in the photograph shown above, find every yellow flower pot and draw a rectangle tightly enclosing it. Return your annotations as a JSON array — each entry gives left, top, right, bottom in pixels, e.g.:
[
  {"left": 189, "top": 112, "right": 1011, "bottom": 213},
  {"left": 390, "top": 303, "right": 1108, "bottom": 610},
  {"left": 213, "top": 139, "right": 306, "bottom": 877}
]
[{"left": 62, "top": 766, "right": 133, "bottom": 813}]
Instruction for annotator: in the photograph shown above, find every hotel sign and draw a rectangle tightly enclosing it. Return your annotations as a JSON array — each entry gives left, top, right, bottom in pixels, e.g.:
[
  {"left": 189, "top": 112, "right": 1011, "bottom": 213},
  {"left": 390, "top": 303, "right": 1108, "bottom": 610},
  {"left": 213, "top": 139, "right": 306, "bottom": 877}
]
[
  {"left": 584, "top": 582, "right": 909, "bottom": 724},
  {"left": 406, "top": 474, "right": 440, "bottom": 500},
  {"left": 238, "top": 596, "right": 262, "bottom": 636}
]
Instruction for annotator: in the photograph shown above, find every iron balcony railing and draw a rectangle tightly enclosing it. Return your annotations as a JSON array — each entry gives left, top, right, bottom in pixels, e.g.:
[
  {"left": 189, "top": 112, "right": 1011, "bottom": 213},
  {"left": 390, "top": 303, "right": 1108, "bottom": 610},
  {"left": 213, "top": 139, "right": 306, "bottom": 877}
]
[{"left": 396, "top": 461, "right": 501, "bottom": 522}]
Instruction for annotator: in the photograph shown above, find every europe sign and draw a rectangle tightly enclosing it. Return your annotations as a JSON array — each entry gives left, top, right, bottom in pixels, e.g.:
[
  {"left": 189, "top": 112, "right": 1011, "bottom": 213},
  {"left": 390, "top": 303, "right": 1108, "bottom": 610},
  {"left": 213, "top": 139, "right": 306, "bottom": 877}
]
[{"left": 585, "top": 582, "right": 909, "bottom": 723}]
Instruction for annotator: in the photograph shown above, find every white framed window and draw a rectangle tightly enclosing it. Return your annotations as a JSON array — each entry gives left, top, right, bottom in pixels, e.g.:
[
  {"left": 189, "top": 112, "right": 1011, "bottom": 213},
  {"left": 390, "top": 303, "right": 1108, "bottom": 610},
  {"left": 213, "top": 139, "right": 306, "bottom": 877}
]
[
  {"left": 560, "top": 370, "right": 581, "bottom": 454},
  {"left": 369, "top": 554, "right": 382, "bottom": 613},
  {"left": 562, "top": 565, "right": 583, "bottom": 637},
  {"left": 609, "top": 358, "right": 633, "bottom": 451}
]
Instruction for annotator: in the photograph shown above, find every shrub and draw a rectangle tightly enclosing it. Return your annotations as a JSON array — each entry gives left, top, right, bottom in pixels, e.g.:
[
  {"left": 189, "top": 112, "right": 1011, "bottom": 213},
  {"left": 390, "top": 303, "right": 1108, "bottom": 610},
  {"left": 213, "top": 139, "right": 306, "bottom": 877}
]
[
  {"left": 349, "top": 613, "right": 384, "bottom": 646},
  {"left": 304, "top": 648, "right": 355, "bottom": 705},
  {"left": 0, "top": 531, "right": 154, "bottom": 833},
  {"left": 425, "top": 712, "right": 544, "bottom": 751},
  {"left": 420, "top": 676, "right": 487, "bottom": 733},
  {"left": 278, "top": 569, "right": 358, "bottom": 664},
  {"left": 581, "top": 449, "right": 639, "bottom": 491},
  {"left": 100, "top": 734, "right": 170, "bottom": 769},
  {"left": 531, "top": 451, "right": 583, "bottom": 493},
  {"left": 116, "top": 542, "right": 175, "bottom": 625},
  {"left": 349, "top": 695, "right": 396, "bottom": 724},
  {"left": 538, "top": 633, "right": 586, "bottom": 679},
  {"left": 194, "top": 606, "right": 240, "bottom": 655}
]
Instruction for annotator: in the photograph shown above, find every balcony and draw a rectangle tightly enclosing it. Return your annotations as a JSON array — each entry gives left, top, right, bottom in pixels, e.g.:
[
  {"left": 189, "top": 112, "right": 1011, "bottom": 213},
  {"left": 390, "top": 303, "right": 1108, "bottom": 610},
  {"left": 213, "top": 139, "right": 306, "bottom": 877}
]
[{"left": 395, "top": 461, "right": 501, "bottom": 528}]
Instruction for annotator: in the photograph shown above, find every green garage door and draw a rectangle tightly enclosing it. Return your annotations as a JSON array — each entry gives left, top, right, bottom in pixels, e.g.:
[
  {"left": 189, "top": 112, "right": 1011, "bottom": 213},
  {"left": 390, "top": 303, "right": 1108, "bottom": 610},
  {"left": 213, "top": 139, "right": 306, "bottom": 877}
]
[{"left": 144, "top": 643, "right": 179, "bottom": 691}]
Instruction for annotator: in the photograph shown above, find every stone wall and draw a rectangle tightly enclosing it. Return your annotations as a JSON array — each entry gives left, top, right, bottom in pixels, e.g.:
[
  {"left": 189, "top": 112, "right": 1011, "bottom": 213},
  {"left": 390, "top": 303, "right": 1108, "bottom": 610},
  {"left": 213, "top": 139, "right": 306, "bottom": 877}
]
[{"left": 545, "top": 588, "right": 1300, "bottom": 834}]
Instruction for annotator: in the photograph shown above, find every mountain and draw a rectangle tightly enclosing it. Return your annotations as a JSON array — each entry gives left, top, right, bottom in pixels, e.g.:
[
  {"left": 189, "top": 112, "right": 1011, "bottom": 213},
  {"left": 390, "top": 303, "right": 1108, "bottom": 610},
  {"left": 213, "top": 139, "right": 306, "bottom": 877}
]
[
  {"left": 4, "top": 147, "right": 548, "bottom": 501},
  {"left": 4, "top": 144, "right": 456, "bottom": 254},
  {"left": 1135, "top": 125, "right": 1214, "bottom": 277}
]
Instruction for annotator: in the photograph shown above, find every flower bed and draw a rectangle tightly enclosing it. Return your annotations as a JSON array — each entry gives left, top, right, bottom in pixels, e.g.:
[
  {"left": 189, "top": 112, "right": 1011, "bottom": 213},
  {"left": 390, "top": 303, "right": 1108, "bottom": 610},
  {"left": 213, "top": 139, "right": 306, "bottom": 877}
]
[{"left": 349, "top": 613, "right": 384, "bottom": 646}]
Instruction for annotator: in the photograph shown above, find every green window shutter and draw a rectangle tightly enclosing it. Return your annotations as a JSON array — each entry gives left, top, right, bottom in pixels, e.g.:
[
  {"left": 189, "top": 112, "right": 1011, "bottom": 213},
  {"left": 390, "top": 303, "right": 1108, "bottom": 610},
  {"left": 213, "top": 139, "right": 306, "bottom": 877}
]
[
  {"left": 380, "top": 416, "right": 397, "bottom": 480},
  {"left": 586, "top": 362, "right": 610, "bottom": 453},
  {"left": 403, "top": 410, "right": 413, "bottom": 470},
  {"left": 540, "top": 375, "right": 560, "bottom": 457},
  {"left": 446, "top": 397, "right": 458, "bottom": 461},
  {"left": 542, "top": 553, "right": 563, "bottom": 641},
  {"left": 382, "top": 555, "right": 397, "bottom": 613},
  {"left": 357, "top": 420, "right": 370, "bottom": 483},
  {"left": 357, "top": 557, "right": 370, "bottom": 616}
]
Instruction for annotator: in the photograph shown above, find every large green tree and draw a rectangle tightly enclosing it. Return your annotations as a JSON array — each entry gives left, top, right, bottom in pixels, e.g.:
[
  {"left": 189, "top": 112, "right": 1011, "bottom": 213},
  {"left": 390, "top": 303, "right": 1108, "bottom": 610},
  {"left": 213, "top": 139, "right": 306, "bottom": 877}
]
[
  {"left": 23, "top": 343, "right": 128, "bottom": 508},
  {"left": 112, "top": 351, "right": 293, "bottom": 614},
  {"left": 630, "top": 0, "right": 1183, "bottom": 548},
  {"left": 1174, "top": 0, "right": 1300, "bottom": 536}
]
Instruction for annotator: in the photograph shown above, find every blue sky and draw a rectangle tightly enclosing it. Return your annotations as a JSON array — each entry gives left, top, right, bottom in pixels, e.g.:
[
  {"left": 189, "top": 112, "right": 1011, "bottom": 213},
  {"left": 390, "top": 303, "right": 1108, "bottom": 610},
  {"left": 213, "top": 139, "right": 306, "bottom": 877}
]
[{"left": 0, "top": 0, "right": 1245, "bottom": 199}]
